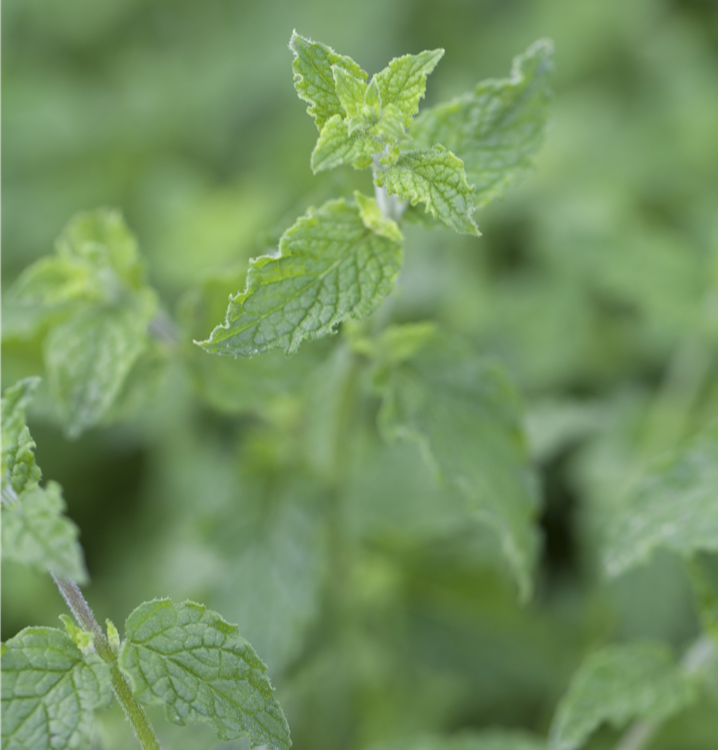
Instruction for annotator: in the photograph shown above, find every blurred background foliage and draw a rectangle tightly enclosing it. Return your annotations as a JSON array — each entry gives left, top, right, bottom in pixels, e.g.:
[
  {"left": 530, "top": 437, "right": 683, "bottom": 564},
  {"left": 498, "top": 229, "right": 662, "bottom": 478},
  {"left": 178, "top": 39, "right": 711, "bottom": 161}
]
[{"left": 3, "top": 0, "right": 718, "bottom": 748}]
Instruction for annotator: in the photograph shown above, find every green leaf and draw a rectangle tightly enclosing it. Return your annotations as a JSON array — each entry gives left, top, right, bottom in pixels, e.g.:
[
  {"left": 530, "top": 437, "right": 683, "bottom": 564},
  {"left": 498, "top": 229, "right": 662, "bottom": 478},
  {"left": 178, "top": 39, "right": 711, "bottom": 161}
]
[
  {"left": 603, "top": 427, "right": 718, "bottom": 577},
  {"left": 311, "top": 115, "right": 378, "bottom": 173},
  {"left": 550, "top": 643, "right": 695, "bottom": 750},
  {"left": 371, "top": 731, "right": 546, "bottom": 750},
  {"left": 354, "top": 191, "right": 404, "bottom": 242},
  {"left": 411, "top": 39, "right": 553, "bottom": 209},
  {"left": 118, "top": 599, "right": 291, "bottom": 749},
  {"left": 198, "top": 197, "right": 403, "bottom": 357},
  {"left": 689, "top": 552, "right": 718, "bottom": 642},
  {"left": 1, "top": 378, "right": 42, "bottom": 497},
  {"left": 375, "top": 146, "right": 479, "bottom": 235},
  {"left": 45, "top": 293, "right": 156, "bottom": 437},
  {"left": 379, "top": 335, "right": 540, "bottom": 599},
  {"left": 2, "top": 481, "right": 87, "bottom": 582},
  {"left": 289, "top": 30, "right": 367, "bottom": 131},
  {"left": 374, "top": 48, "right": 444, "bottom": 128},
  {"left": 1, "top": 626, "right": 112, "bottom": 750},
  {"left": 332, "top": 64, "right": 367, "bottom": 118}
]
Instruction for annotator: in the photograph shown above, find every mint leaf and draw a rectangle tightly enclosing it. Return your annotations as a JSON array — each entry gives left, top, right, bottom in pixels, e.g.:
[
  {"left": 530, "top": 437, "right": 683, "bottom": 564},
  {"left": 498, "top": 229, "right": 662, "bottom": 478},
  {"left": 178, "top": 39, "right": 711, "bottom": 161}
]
[
  {"left": 311, "top": 114, "right": 378, "bottom": 173},
  {"left": 118, "top": 599, "right": 291, "bottom": 749},
  {"left": 2, "top": 481, "right": 87, "bottom": 582},
  {"left": 332, "top": 64, "right": 368, "bottom": 118},
  {"left": 45, "top": 293, "right": 156, "bottom": 437},
  {"left": 374, "top": 49, "right": 444, "bottom": 128},
  {"left": 550, "top": 643, "right": 695, "bottom": 750},
  {"left": 1, "top": 378, "right": 42, "bottom": 497},
  {"left": 1, "top": 626, "right": 112, "bottom": 750},
  {"left": 379, "top": 335, "right": 540, "bottom": 599},
  {"left": 371, "top": 731, "right": 545, "bottom": 750},
  {"left": 289, "top": 31, "right": 367, "bottom": 131},
  {"left": 375, "top": 146, "right": 478, "bottom": 234},
  {"left": 411, "top": 39, "right": 553, "bottom": 209},
  {"left": 603, "top": 427, "right": 718, "bottom": 577},
  {"left": 198, "top": 197, "right": 403, "bottom": 357}
]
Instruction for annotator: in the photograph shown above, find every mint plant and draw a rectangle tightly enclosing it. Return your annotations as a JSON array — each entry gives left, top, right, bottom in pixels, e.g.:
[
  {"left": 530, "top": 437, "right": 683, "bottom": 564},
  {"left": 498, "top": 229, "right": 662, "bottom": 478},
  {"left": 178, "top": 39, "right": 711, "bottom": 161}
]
[
  {"left": 5, "top": 28, "right": 717, "bottom": 750},
  {"left": 1, "top": 378, "right": 291, "bottom": 750}
]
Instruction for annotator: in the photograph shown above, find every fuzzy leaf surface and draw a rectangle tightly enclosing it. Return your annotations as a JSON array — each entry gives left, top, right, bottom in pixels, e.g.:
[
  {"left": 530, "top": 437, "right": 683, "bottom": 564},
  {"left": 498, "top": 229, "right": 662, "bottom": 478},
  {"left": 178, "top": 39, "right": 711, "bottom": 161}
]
[
  {"left": 375, "top": 146, "right": 478, "bottom": 234},
  {"left": 1, "top": 378, "right": 42, "bottom": 497},
  {"left": 199, "top": 198, "right": 403, "bottom": 357},
  {"left": 1, "top": 481, "right": 87, "bottom": 582},
  {"left": 332, "top": 64, "right": 367, "bottom": 118},
  {"left": 374, "top": 48, "right": 444, "bottom": 127},
  {"left": 289, "top": 31, "right": 367, "bottom": 131},
  {"left": 411, "top": 39, "right": 553, "bottom": 209},
  {"left": 550, "top": 643, "right": 695, "bottom": 750},
  {"left": 45, "top": 295, "right": 155, "bottom": 437},
  {"left": 311, "top": 115, "right": 378, "bottom": 172},
  {"left": 1, "top": 627, "right": 112, "bottom": 750},
  {"left": 379, "top": 336, "right": 540, "bottom": 599},
  {"left": 603, "top": 427, "right": 718, "bottom": 577},
  {"left": 118, "top": 599, "right": 291, "bottom": 749}
]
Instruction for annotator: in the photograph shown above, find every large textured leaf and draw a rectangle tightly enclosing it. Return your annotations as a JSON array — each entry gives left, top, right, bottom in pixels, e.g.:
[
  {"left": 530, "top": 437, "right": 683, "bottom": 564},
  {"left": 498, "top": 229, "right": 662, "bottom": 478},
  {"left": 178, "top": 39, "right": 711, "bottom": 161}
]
[
  {"left": 1, "top": 627, "right": 112, "bottom": 750},
  {"left": 371, "top": 731, "right": 545, "bottom": 750},
  {"left": 374, "top": 49, "right": 444, "bottom": 128},
  {"left": 45, "top": 294, "right": 156, "bottom": 437},
  {"left": 118, "top": 599, "right": 291, "bottom": 749},
  {"left": 1, "top": 378, "right": 42, "bottom": 497},
  {"left": 2, "top": 482, "right": 87, "bottom": 582},
  {"left": 289, "top": 31, "right": 367, "bottom": 131},
  {"left": 603, "top": 427, "right": 718, "bottom": 577},
  {"left": 379, "top": 335, "right": 540, "bottom": 599},
  {"left": 375, "top": 146, "right": 478, "bottom": 234},
  {"left": 411, "top": 39, "right": 553, "bottom": 209},
  {"left": 550, "top": 643, "right": 695, "bottom": 750},
  {"left": 198, "top": 197, "right": 403, "bottom": 357}
]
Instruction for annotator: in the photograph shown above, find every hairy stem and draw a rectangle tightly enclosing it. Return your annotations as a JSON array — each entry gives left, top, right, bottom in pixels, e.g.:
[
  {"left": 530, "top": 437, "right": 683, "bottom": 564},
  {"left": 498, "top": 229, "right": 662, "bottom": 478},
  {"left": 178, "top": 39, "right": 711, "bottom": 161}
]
[
  {"left": 52, "top": 574, "right": 162, "bottom": 750},
  {"left": 612, "top": 635, "right": 715, "bottom": 750}
]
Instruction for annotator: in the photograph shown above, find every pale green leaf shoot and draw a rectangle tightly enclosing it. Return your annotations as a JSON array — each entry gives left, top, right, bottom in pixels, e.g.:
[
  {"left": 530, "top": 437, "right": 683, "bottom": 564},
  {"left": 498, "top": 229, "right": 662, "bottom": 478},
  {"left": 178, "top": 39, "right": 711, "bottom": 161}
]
[
  {"left": 311, "top": 114, "right": 378, "bottom": 173},
  {"left": 375, "top": 146, "right": 479, "bottom": 234},
  {"left": 603, "top": 427, "right": 718, "bottom": 577},
  {"left": 1, "top": 626, "right": 112, "bottom": 750},
  {"left": 375, "top": 48, "right": 444, "bottom": 128},
  {"left": 379, "top": 335, "right": 540, "bottom": 599},
  {"left": 2, "top": 481, "right": 87, "bottom": 582},
  {"left": 411, "top": 39, "right": 553, "bottom": 209},
  {"left": 45, "top": 293, "right": 157, "bottom": 438},
  {"left": 332, "top": 64, "right": 368, "bottom": 118},
  {"left": 1, "top": 378, "right": 42, "bottom": 498},
  {"left": 198, "top": 197, "right": 403, "bottom": 357},
  {"left": 289, "top": 31, "right": 367, "bottom": 131},
  {"left": 550, "top": 643, "right": 695, "bottom": 750},
  {"left": 118, "top": 599, "right": 291, "bottom": 749}
]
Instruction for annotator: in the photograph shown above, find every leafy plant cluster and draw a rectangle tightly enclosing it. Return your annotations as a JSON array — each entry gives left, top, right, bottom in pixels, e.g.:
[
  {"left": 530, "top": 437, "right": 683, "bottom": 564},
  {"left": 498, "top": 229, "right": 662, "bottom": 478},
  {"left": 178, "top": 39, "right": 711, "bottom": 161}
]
[{"left": 3, "top": 26, "right": 718, "bottom": 750}]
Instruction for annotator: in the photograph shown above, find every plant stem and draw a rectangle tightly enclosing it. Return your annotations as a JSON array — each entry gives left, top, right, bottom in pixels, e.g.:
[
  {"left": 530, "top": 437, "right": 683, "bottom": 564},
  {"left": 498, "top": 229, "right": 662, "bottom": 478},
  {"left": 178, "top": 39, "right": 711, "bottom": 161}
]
[
  {"left": 52, "top": 574, "right": 162, "bottom": 750},
  {"left": 611, "top": 635, "right": 715, "bottom": 750}
]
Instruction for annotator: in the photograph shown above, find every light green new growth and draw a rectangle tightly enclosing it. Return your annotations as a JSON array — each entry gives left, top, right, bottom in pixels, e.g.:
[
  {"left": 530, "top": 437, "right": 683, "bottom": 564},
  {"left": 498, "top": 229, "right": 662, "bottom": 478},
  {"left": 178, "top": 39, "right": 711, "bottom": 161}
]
[
  {"left": 2, "top": 482, "right": 87, "bottom": 583},
  {"left": 371, "top": 730, "right": 546, "bottom": 750},
  {"left": 549, "top": 643, "right": 695, "bottom": 750},
  {"left": 1, "top": 379, "right": 87, "bottom": 582},
  {"left": 289, "top": 31, "right": 367, "bottom": 131},
  {"left": 198, "top": 196, "right": 403, "bottom": 357},
  {"left": 603, "top": 427, "right": 718, "bottom": 577},
  {"left": 411, "top": 39, "right": 553, "bottom": 208},
  {"left": 6, "top": 208, "right": 159, "bottom": 436},
  {"left": 1, "top": 377, "right": 42, "bottom": 497},
  {"left": 375, "top": 146, "right": 478, "bottom": 234},
  {"left": 1, "top": 627, "right": 112, "bottom": 750},
  {"left": 118, "top": 599, "right": 292, "bottom": 749},
  {"left": 379, "top": 336, "right": 540, "bottom": 599}
]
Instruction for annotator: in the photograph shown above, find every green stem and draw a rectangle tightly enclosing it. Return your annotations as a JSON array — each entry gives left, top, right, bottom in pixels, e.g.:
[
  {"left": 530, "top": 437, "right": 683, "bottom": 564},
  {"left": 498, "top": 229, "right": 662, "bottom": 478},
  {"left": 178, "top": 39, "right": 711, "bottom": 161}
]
[{"left": 52, "top": 574, "right": 162, "bottom": 750}]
